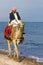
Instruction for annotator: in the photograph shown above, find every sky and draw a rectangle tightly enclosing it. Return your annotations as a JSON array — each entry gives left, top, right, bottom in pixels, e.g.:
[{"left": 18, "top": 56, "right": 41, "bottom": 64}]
[{"left": 0, "top": 0, "right": 43, "bottom": 22}]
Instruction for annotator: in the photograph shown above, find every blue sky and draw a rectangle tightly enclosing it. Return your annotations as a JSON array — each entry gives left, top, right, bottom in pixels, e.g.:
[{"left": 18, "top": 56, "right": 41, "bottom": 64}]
[{"left": 0, "top": 0, "right": 43, "bottom": 22}]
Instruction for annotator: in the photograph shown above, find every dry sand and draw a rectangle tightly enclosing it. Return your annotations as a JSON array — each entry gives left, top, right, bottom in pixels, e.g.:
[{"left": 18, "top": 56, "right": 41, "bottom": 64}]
[{"left": 0, "top": 50, "right": 43, "bottom": 65}]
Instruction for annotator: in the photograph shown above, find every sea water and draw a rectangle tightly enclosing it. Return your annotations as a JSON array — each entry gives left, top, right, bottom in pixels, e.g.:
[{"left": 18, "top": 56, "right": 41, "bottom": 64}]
[{"left": 0, "top": 22, "right": 43, "bottom": 62}]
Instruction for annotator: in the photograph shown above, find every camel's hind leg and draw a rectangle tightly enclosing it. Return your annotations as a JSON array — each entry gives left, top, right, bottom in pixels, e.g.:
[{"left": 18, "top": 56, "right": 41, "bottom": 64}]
[
  {"left": 7, "top": 40, "right": 12, "bottom": 58},
  {"left": 13, "top": 40, "right": 19, "bottom": 60}
]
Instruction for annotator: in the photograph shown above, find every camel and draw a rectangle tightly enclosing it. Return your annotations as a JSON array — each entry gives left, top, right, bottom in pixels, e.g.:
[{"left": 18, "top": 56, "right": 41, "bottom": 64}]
[{"left": 5, "top": 22, "right": 24, "bottom": 60}]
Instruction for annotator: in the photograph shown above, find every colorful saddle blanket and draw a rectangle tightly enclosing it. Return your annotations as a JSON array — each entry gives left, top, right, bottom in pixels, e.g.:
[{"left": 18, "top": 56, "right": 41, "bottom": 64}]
[{"left": 4, "top": 25, "right": 12, "bottom": 40}]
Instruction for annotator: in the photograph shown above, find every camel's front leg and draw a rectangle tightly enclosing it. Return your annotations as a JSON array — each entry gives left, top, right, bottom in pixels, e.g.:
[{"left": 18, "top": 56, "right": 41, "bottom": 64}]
[
  {"left": 13, "top": 40, "right": 19, "bottom": 59},
  {"left": 7, "top": 40, "right": 12, "bottom": 58}
]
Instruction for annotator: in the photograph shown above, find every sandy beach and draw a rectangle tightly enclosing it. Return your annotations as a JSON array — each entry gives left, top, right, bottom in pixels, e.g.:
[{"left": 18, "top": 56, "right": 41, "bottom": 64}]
[{"left": 0, "top": 50, "right": 43, "bottom": 65}]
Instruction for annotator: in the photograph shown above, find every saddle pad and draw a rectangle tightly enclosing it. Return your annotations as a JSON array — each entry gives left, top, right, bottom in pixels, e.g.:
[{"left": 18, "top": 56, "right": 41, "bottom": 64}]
[{"left": 4, "top": 25, "right": 12, "bottom": 39}]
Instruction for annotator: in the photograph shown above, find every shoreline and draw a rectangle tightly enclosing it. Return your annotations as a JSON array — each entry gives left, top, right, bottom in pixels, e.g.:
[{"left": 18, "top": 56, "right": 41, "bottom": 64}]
[
  {"left": 0, "top": 49, "right": 43, "bottom": 62},
  {"left": 0, "top": 49, "right": 43, "bottom": 65}
]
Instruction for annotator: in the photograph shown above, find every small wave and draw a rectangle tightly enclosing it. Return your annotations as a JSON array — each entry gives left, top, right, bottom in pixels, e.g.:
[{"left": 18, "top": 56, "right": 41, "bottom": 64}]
[{"left": 28, "top": 55, "right": 43, "bottom": 62}]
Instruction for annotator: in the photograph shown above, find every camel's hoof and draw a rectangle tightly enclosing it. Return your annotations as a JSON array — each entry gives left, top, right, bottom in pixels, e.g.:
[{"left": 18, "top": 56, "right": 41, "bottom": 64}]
[
  {"left": 13, "top": 57, "right": 19, "bottom": 62},
  {"left": 13, "top": 55, "right": 19, "bottom": 61},
  {"left": 13, "top": 56, "right": 24, "bottom": 62},
  {"left": 8, "top": 54, "right": 12, "bottom": 58}
]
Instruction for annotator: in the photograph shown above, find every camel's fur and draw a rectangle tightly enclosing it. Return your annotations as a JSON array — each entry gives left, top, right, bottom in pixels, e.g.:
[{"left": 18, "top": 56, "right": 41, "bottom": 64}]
[{"left": 6, "top": 22, "right": 24, "bottom": 60}]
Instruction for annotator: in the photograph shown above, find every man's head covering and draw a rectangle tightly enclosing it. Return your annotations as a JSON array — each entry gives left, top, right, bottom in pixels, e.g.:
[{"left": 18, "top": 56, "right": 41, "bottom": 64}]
[{"left": 12, "top": 7, "right": 17, "bottom": 12}]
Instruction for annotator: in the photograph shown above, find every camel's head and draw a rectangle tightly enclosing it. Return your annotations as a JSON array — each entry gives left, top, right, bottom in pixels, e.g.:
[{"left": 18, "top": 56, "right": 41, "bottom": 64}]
[{"left": 18, "top": 22, "right": 24, "bottom": 29}]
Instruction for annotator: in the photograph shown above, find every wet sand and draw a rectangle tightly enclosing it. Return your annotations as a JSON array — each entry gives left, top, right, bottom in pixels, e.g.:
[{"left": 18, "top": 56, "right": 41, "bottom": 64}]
[{"left": 0, "top": 50, "right": 43, "bottom": 65}]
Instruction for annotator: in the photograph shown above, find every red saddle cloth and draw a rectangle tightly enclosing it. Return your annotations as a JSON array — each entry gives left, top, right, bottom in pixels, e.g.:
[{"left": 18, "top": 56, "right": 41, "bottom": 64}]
[{"left": 4, "top": 25, "right": 12, "bottom": 39}]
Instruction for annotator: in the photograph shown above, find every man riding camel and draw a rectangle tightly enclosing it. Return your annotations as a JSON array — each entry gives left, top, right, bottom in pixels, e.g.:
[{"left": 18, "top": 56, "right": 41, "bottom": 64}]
[
  {"left": 4, "top": 8, "right": 24, "bottom": 60},
  {"left": 4, "top": 7, "right": 24, "bottom": 41}
]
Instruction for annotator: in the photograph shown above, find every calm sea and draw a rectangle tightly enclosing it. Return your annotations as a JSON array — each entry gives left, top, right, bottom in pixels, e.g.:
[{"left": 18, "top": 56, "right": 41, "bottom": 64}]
[{"left": 0, "top": 22, "right": 43, "bottom": 62}]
